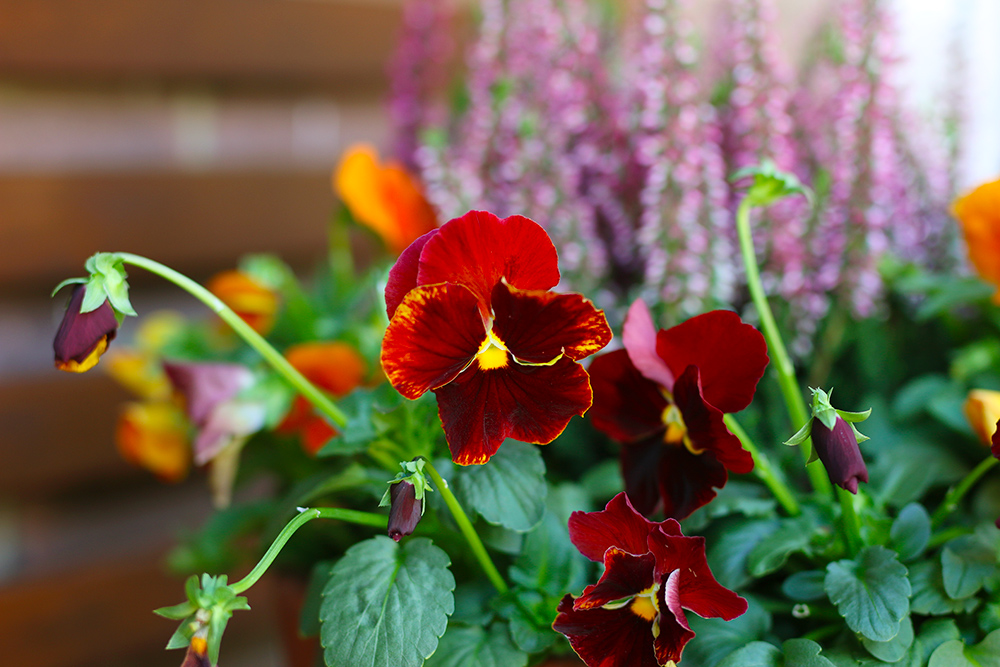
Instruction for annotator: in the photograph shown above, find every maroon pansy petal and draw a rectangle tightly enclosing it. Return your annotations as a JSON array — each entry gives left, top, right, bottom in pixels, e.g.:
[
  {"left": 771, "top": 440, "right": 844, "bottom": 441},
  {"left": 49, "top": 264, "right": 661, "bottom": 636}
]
[
  {"left": 163, "top": 361, "right": 255, "bottom": 426},
  {"left": 568, "top": 492, "right": 662, "bottom": 561},
  {"left": 491, "top": 282, "right": 612, "bottom": 363},
  {"left": 381, "top": 284, "right": 485, "bottom": 400},
  {"left": 620, "top": 435, "right": 666, "bottom": 516},
  {"left": 622, "top": 299, "right": 675, "bottom": 390},
  {"left": 553, "top": 595, "right": 661, "bottom": 667},
  {"left": 648, "top": 527, "right": 748, "bottom": 621},
  {"left": 385, "top": 229, "right": 439, "bottom": 319},
  {"left": 992, "top": 420, "right": 1000, "bottom": 460},
  {"left": 654, "top": 569, "right": 695, "bottom": 665},
  {"left": 417, "top": 211, "right": 560, "bottom": 310},
  {"left": 434, "top": 356, "right": 592, "bottom": 465},
  {"left": 575, "top": 548, "right": 656, "bottom": 610},
  {"left": 589, "top": 350, "right": 667, "bottom": 443},
  {"left": 673, "top": 365, "right": 754, "bottom": 474},
  {"left": 53, "top": 285, "right": 119, "bottom": 365},
  {"left": 654, "top": 444, "right": 729, "bottom": 520},
  {"left": 656, "top": 310, "right": 768, "bottom": 414}
]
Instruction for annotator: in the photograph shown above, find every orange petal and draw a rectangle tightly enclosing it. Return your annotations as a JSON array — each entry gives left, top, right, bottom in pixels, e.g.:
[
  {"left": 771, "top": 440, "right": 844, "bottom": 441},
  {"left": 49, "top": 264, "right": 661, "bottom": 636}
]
[
  {"left": 953, "top": 178, "right": 1000, "bottom": 289},
  {"left": 964, "top": 389, "right": 1000, "bottom": 446},
  {"left": 116, "top": 401, "right": 191, "bottom": 482},
  {"left": 207, "top": 270, "right": 279, "bottom": 335},
  {"left": 285, "top": 341, "right": 366, "bottom": 397}
]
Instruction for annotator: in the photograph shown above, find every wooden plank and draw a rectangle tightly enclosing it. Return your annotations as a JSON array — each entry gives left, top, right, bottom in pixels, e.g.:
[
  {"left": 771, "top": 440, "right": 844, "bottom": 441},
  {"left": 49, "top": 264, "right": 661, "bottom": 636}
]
[
  {"left": 0, "top": 0, "right": 402, "bottom": 90},
  {"left": 0, "top": 170, "right": 335, "bottom": 291}
]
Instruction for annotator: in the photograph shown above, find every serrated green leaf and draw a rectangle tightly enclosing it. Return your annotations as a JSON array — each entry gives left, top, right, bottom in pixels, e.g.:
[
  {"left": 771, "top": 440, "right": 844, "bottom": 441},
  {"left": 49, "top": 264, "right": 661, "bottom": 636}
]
[
  {"left": 928, "top": 630, "right": 1000, "bottom": 667},
  {"left": 782, "top": 570, "right": 827, "bottom": 601},
  {"left": 685, "top": 595, "right": 772, "bottom": 667},
  {"left": 825, "top": 546, "right": 911, "bottom": 642},
  {"left": 783, "top": 639, "right": 839, "bottom": 667},
  {"left": 942, "top": 535, "right": 997, "bottom": 599},
  {"left": 748, "top": 514, "right": 817, "bottom": 577},
  {"left": 861, "top": 614, "right": 913, "bottom": 662},
  {"left": 889, "top": 504, "right": 931, "bottom": 562},
  {"left": 707, "top": 517, "right": 780, "bottom": 589},
  {"left": 424, "top": 623, "right": 527, "bottom": 667},
  {"left": 456, "top": 440, "right": 546, "bottom": 532},
  {"left": 320, "top": 537, "right": 455, "bottom": 667},
  {"left": 910, "top": 560, "right": 981, "bottom": 615}
]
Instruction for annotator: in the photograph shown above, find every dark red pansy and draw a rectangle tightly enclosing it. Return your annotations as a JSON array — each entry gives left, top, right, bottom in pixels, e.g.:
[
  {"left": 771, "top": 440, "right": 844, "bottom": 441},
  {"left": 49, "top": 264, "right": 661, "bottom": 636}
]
[
  {"left": 554, "top": 493, "right": 747, "bottom": 667},
  {"left": 387, "top": 479, "right": 422, "bottom": 542},
  {"left": 588, "top": 300, "right": 767, "bottom": 519},
  {"left": 381, "top": 210, "right": 611, "bottom": 465},
  {"left": 53, "top": 284, "right": 119, "bottom": 373}
]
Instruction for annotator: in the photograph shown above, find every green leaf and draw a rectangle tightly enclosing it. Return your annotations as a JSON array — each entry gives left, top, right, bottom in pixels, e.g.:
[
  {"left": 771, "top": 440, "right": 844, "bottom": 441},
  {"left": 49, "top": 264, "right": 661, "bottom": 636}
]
[
  {"left": 861, "top": 615, "right": 914, "bottom": 663},
  {"left": 915, "top": 619, "right": 961, "bottom": 663},
  {"left": 716, "top": 639, "right": 836, "bottom": 667},
  {"left": 825, "top": 546, "right": 911, "bottom": 642},
  {"left": 782, "top": 570, "right": 827, "bottom": 602},
  {"left": 320, "top": 537, "right": 455, "bottom": 667},
  {"left": 317, "top": 387, "right": 382, "bottom": 456},
  {"left": 748, "top": 514, "right": 817, "bottom": 577},
  {"left": 456, "top": 440, "right": 546, "bottom": 532},
  {"left": 909, "top": 560, "right": 981, "bottom": 615},
  {"left": 942, "top": 535, "right": 997, "bottom": 599},
  {"left": 424, "top": 623, "right": 527, "bottom": 667},
  {"left": 783, "top": 639, "right": 839, "bottom": 667},
  {"left": 928, "top": 630, "right": 1000, "bottom": 667},
  {"left": 494, "top": 589, "right": 559, "bottom": 653},
  {"left": 707, "top": 517, "right": 780, "bottom": 589},
  {"left": 508, "top": 509, "right": 587, "bottom": 598},
  {"left": 889, "top": 504, "right": 931, "bottom": 562},
  {"left": 685, "top": 595, "right": 772, "bottom": 667}
]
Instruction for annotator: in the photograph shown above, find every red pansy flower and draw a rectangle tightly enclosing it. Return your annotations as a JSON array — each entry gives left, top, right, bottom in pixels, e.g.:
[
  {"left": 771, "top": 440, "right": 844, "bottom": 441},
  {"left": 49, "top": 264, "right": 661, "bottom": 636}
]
[
  {"left": 553, "top": 493, "right": 747, "bottom": 667},
  {"left": 380, "top": 210, "right": 613, "bottom": 465},
  {"left": 588, "top": 300, "right": 768, "bottom": 519}
]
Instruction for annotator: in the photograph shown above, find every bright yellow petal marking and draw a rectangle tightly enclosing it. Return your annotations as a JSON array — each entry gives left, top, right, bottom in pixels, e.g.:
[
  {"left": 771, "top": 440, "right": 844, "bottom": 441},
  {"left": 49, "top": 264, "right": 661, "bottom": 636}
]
[
  {"left": 476, "top": 330, "right": 509, "bottom": 371},
  {"left": 631, "top": 595, "right": 657, "bottom": 622},
  {"left": 661, "top": 403, "right": 704, "bottom": 454},
  {"left": 55, "top": 336, "right": 108, "bottom": 373}
]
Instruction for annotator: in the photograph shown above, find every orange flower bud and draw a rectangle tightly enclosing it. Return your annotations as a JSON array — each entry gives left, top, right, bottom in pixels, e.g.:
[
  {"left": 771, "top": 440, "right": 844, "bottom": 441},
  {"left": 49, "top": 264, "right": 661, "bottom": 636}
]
[{"left": 964, "top": 389, "right": 1000, "bottom": 446}]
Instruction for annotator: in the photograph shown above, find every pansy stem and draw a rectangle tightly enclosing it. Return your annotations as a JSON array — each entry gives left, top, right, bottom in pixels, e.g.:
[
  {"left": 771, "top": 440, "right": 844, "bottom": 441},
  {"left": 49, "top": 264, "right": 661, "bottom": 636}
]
[
  {"left": 421, "top": 459, "right": 509, "bottom": 594},
  {"left": 724, "top": 415, "right": 800, "bottom": 516},
  {"left": 931, "top": 456, "right": 999, "bottom": 526},
  {"left": 115, "top": 253, "right": 347, "bottom": 429},
  {"left": 231, "top": 507, "right": 387, "bottom": 594},
  {"left": 735, "top": 200, "right": 833, "bottom": 499},
  {"left": 837, "top": 488, "right": 863, "bottom": 556}
]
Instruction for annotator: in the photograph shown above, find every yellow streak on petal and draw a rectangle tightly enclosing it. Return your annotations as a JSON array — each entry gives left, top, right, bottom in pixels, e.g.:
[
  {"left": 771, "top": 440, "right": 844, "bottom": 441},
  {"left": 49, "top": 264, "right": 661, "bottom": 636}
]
[
  {"left": 55, "top": 336, "right": 108, "bottom": 373},
  {"left": 631, "top": 595, "right": 657, "bottom": 622},
  {"left": 476, "top": 330, "right": 509, "bottom": 371}
]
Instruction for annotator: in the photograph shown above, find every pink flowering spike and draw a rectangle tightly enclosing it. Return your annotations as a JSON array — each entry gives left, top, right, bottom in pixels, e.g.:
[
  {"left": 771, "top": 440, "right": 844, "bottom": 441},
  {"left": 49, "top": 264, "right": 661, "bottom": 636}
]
[
  {"left": 567, "top": 492, "right": 661, "bottom": 561},
  {"left": 385, "top": 228, "right": 439, "bottom": 319},
  {"left": 574, "top": 548, "right": 656, "bottom": 610},
  {"left": 622, "top": 299, "right": 674, "bottom": 389},
  {"left": 656, "top": 310, "right": 768, "bottom": 414},
  {"left": 553, "top": 594, "right": 662, "bottom": 667}
]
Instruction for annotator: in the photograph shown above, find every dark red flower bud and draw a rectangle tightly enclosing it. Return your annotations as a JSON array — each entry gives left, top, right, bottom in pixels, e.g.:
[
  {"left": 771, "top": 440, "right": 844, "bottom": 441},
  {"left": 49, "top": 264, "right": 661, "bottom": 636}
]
[
  {"left": 811, "top": 416, "right": 869, "bottom": 494},
  {"left": 53, "top": 285, "right": 119, "bottom": 373},
  {"left": 387, "top": 480, "right": 422, "bottom": 542}
]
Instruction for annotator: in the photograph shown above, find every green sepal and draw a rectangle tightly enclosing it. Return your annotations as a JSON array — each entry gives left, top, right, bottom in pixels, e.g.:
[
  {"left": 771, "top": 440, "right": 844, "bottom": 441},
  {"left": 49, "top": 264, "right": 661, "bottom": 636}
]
[
  {"left": 64, "top": 252, "right": 138, "bottom": 316},
  {"left": 155, "top": 572, "right": 249, "bottom": 663},
  {"left": 379, "top": 458, "right": 433, "bottom": 512},
  {"left": 154, "top": 600, "right": 198, "bottom": 621},
  {"left": 811, "top": 388, "right": 839, "bottom": 431},
  {"left": 784, "top": 418, "right": 813, "bottom": 447},
  {"left": 836, "top": 408, "right": 872, "bottom": 423},
  {"left": 731, "top": 158, "right": 814, "bottom": 208},
  {"left": 51, "top": 276, "right": 88, "bottom": 297},
  {"left": 164, "top": 620, "right": 196, "bottom": 650}
]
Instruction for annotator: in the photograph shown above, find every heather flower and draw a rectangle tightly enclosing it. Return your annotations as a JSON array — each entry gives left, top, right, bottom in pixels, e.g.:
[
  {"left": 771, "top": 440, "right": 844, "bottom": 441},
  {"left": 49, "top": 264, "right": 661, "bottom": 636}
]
[
  {"left": 553, "top": 493, "right": 747, "bottom": 667},
  {"left": 380, "top": 210, "right": 612, "bottom": 465}
]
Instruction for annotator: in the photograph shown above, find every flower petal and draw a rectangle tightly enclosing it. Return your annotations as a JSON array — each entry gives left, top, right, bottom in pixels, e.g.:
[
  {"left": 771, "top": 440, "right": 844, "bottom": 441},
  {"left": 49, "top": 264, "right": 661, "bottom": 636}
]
[
  {"left": 673, "top": 365, "right": 754, "bottom": 474},
  {"left": 385, "top": 229, "right": 440, "bottom": 319},
  {"left": 656, "top": 310, "right": 768, "bottom": 414},
  {"left": 589, "top": 350, "right": 667, "bottom": 443},
  {"left": 953, "top": 178, "right": 1000, "bottom": 299},
  {"left": 434, "top": 356, "right": 592, "bottom": 465},
  {"left": 620, "top": 436, "right": 666, "bottom": 516},
  {"left": 553, "top": 594, "right": 661, "bottom": 667},
  {"left": 622, "top": 299, "right": 674, "bottom": 390},
  {"left": 568, "top": 492, "right": 665, "bottom": 561},
  {"left": 417, "top": 210, "right": 560, "bottom": 309},
  {"left": 286, "top": 341, "right": 366, "bottom": 396},
  {"left": 381, "top": 283, "right": 484, "bottom": 400},
  {"left": 53, "top": 285, "right": 119, "bottom": 372},
  {"left": 653, "top": 569, "right": 695, "bottom": 665},
  {"left": 115, "top": 401, "right": 190, "bottom": 482},
  {"left": 653, "top": 443, "right": 729, "bottom": 520},
  {"left": 575, "top": 547, "right": 656, "bottom": 610},
  {"left": 207, "top": 270, "right": 279, "bottom": 335},
  {"left": 491, "top": 282, "right": 612, "bottom": 363},
  {"left": 163, "top": 362, "right": 255, "bottom": 426}
]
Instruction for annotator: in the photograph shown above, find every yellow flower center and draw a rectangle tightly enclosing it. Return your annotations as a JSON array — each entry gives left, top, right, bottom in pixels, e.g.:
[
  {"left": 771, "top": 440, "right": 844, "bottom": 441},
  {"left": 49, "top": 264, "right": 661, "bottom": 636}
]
[
  {"left": 661, "top": 402, "right": 703, "bottom": 455},
  {"left": 630, "top": 594, "right": 658, "bottom": 622},
  {"left": 476, "top": 330, "right": 509, "bottom": 371}
]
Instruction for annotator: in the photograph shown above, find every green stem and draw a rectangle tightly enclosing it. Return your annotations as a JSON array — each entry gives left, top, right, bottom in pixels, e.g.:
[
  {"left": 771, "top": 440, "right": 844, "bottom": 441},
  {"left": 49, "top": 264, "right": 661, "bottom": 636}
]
[
  {"left": 422, "top": 460, "right": 509, "bottom": 594},
  {"left": 927, "top": 525, "right": 974, "bottom": 550},
  {"left": 231, "top": 507, "right": 387, "bottom": 594},
  {"left": 931, "top": 456, "right": 999, "bottom": 526},
  {"left": 735, "top": 200, "right": 833, "bottom": 498},
  {"left": 116, "top": 253, "right": 347, "bottom": 429},
  {"left": 838, "top": 488, "right": 863, "bottom": 557},
  {"left": 724, "top": 415, "right": 800, "bottom": 516}
]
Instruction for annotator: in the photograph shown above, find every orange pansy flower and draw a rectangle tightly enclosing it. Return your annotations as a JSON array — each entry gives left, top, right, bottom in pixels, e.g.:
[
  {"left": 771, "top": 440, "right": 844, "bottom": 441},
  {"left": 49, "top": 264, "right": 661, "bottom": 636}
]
[
  {"left": 334, "top": 144, "right": 438, "bottom": 255},
  {"left": 207, "top": 270, "right": 280, "bottom": 335},
  {"left": 116, "top": 401, "right": 191, "bottom": 482},
  {"left": 964, "top": 389, "right": 1000, "bottom": 446},
  {"left": 953, "top": 178, "right": 1000, "bottom": 303}
]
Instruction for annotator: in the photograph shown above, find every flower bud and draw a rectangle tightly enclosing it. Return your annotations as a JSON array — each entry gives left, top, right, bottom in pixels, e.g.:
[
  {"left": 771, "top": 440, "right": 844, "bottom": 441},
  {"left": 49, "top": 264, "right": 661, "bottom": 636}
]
[
  {"left": 811, "top": 416, "right": 869, "bottom": 494},
  {"left": 387, "top": 479, "right": 422, "bottom": 542},
  {"left": 964, "top": 389, "right": 1000, "bottom": 446},
  {"left": 53, "top": 285, "right": 119, "bottom": 373}
]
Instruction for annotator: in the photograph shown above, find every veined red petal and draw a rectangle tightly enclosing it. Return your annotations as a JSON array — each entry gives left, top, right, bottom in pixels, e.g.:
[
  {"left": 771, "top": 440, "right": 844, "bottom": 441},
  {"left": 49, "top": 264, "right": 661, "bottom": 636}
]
[
  {"left": 491, "top": 282, "right": 612, "bottom": 364},
  {"left": 653, "top": 569, "right": 695, "bottom": 665},
  {"left": 381, "top": 284, "right": 484, "bottom": 400},
  {"left": 434, "top": 356, "right": 592, "bottom": 465},
  {"left": 385, "top": 229, "right": 439, "bottom": 319},
  {"left": 417, "top": 211, "right": 560, "bottom": 310},
  {"left": 589, "top": 350, "right": 666, "bottom": 443},
  {"left": 673, "top": 365, "right": 754, "bottom": 474},
  {"left": 553, "top": 595, "right": 661, "bottom": 667},
  {"left": 656, "top": 310, "right": 768, "bottom": 414},
  {"left": 568, "top": 492, "right": 667, "bottom": 561},
  {"left": 575, "top": 548, "right": 656, "bottom": 610},
  {"left": 623, "top": 299, "right": 675, "bottom": 390}
]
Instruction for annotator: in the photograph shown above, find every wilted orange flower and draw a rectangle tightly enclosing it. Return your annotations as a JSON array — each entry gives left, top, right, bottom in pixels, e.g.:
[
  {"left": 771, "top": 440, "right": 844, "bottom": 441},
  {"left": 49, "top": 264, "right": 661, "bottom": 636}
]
[
  {"left": 116, "top": 401, "right": 191, "bottom": 482},
  {"left": 964, "top": 389, "right": 1000, "bottom": 446},
  {"left": 334, "top": 143, "right": 438, "bottom": 254},
  {"left": 207, "top": 270, "right": 279, "bottom": 335},
  {"left": 953, "top": 178, "right": 1000, "bottom": 303},
  {"left": 278, "top": 342, "right": 366, "bottom": 455}
]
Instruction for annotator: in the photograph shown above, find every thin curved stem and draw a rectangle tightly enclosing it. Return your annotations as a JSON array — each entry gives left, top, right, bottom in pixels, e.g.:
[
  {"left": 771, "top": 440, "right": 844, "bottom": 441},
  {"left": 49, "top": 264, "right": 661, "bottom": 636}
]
[
  {"left": 724, "top": 415, "right": 800, "bottom": 516},
  {"left": 838, "top": 488, "right": 863, "bottom": 557},
  {"left": 116, "top": 253, "right": 347, "bottom": 428},
  {"left": 931, "top": 456, "right": 999, "bottom": 526},
  {"left": 735, "top": 201, "right": 833, "bottom": 498},
  {"left": 422, "top": 460, "right": 509, "bottom": 594},
  {"left": 231, "top": 507, "right": 387, "bottom": 594}
]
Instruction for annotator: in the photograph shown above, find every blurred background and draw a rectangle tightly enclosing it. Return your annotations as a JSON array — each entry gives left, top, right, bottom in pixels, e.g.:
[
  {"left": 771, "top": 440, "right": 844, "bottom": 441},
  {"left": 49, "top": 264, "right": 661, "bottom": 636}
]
[{"left": 0, "top": 1, "right": 996, "bottom": 666}]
